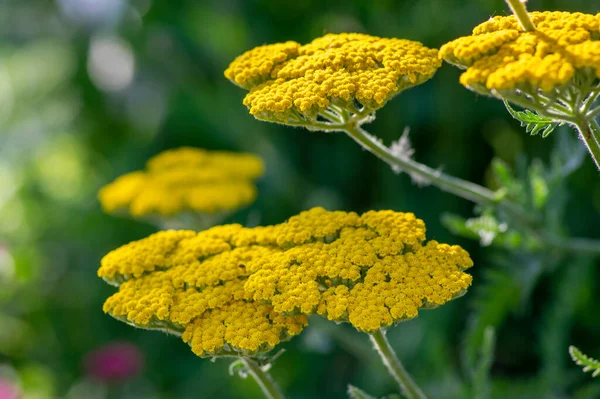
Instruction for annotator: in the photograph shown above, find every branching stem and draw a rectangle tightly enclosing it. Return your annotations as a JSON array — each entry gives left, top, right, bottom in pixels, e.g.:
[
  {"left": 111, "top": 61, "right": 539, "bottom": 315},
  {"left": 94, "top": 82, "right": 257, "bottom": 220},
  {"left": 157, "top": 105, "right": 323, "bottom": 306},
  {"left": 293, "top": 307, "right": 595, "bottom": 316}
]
[
  {"left": 343, "top": 122, "right": 530, "bottom": 217},
  {"left": 338, "top": 115, "right": 600, "bottom": 256}
]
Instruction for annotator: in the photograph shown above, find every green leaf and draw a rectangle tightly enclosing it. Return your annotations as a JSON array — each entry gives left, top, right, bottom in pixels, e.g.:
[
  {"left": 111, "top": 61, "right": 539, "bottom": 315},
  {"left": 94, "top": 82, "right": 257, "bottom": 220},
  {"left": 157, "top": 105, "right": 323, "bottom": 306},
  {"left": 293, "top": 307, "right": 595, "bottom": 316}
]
[
  {"left": 347, "top": 385, "right": 378, "bottom": 399},
  {"left": 503, "top": 100, "right": 562, "bottom": 138},
  {"left": 569, "top": 346, "right": 600, "bottom": 378}
]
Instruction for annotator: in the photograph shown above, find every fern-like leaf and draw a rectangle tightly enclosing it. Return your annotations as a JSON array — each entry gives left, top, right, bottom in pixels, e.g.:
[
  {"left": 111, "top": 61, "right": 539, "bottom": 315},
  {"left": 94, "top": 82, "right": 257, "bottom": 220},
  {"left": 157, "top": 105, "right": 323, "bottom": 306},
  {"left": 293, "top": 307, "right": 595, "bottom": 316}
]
[
  {"left": 569, "top": 346, "right": 600, "bottom": 378},
  {"left": 503, "top": 100, "right": 562, "bottom": 138}
]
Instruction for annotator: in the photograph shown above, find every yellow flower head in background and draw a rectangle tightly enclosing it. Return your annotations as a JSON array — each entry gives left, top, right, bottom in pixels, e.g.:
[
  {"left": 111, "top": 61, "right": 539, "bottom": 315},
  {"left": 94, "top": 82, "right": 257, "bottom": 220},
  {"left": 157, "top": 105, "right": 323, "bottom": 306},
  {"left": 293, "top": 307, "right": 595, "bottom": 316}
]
[
  {"left": 225, "top": 33, "right": 441, "bottom": 126},
  {"left": 98, "top": 228, "right": 307, "bottom": 358},
  {"left": 243, "top": 208, "right": 474, "bottom": 332},
  {"left": 98, "top": 147, "right": 264, "bottom": 219},
  {"left": 439, "top": 12, "right": 600, "bottom": 93}
]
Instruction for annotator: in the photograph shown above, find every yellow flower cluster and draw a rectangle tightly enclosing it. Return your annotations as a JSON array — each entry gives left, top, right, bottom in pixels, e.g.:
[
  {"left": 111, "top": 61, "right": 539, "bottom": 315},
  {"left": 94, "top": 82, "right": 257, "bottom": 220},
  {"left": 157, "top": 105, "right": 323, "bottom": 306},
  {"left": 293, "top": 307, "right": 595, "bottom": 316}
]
[
  {"left": 225, "top": 33, "right": 441, "bottom": 122},
  {"left": 439, "top": 12, "right": 600, "bottom": 92},
  {"left": 98, "top": 147, "right": 264, "bottom": 218},
  {"left": 100, "top": 208, "right": 473, "bottom": 353},
  {"left": 244, "top": 208, "right": 473, "bottom": 332},
  {"left": 100, "top": 229, "right": 307, "bottom": 357}
]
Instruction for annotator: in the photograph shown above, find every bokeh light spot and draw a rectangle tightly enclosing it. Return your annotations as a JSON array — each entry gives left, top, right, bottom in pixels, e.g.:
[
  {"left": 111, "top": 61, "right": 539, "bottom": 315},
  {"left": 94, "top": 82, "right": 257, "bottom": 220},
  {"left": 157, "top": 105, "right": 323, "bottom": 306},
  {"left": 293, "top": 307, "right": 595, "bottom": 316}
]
[{"left": 87, "top": 35, "right": 135, "bottom": 92}]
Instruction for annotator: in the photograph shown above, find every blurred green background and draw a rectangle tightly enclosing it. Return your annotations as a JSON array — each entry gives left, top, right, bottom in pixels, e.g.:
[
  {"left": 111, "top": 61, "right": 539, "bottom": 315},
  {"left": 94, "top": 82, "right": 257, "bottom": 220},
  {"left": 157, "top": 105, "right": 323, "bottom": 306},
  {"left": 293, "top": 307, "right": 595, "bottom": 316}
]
[{"left": 1, "top": 0, "right": 599, "bottom": 398}]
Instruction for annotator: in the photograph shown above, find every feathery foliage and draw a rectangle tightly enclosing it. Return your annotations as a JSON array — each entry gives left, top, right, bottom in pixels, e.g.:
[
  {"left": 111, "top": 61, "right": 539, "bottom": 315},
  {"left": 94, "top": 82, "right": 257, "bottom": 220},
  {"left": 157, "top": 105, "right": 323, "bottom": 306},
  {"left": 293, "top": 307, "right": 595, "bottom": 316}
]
[
  {"left": 570, "top": 346, "right": 600, "bottom": 378},
  {"left": 503, "top": 101, "right": 562, "bottom": 138}
]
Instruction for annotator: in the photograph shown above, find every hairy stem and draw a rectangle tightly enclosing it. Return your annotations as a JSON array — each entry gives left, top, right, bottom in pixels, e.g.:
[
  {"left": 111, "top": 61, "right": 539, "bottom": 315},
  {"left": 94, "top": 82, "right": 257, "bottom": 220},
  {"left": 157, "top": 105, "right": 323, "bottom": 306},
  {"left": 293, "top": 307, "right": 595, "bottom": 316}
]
[
  {"left": 369, "top": 329, "right": 427, "bottom": 399},
  {"left": 575, "top": 120, "right": 600, "bottom": 171},
  {"left": 504, "top": 0, "right": 536, "bottom": 32},
  {"left": 342, "top": 123, "right": 530, "bottom": 219},
  {"left": 341, "top": 122, "right": 600, "bottom": 256},
  {"left": 240, "top": 358, "right": 286, "bottom": 399}
]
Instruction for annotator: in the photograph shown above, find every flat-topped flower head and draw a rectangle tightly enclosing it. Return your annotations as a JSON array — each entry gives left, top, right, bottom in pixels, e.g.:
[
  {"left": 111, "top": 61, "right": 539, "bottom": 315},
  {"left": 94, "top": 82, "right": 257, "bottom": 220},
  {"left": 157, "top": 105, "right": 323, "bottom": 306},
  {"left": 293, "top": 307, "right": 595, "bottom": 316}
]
[
  {"left": 226, "top": 33, "right": 441, "bottom": 129},
  {"left": 98, "top": 207, "right": 473, "bottom": 356},
  {"left": 99, "top": 227, "right": 306, "bottom": 358},
  {"left": 440, "top": 12, "right": 600, "bottom": 94},
  {"left": 98, "top": 147, "right": 264, "bottom": 226},
  {"left": 244, "top": 208, "right": 473, "bottom": 332}
]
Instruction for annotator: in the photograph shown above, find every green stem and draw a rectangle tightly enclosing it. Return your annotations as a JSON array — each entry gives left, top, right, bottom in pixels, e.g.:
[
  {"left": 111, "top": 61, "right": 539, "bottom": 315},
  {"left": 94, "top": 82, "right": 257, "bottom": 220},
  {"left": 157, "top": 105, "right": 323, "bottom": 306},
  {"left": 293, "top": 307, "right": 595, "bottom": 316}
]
[
  {"left": 575, "top": 120, "right": 600, "bottom": 171},
  {"left": 342, "top": 123, "right": 531, "bottom": 220},
  {"left": 341, "top": 122, "right": 600, "bottom": 256},
  {"left": 240, "top": 358, "right": 286, "bottom": 399},
  {"left": 369, "top": 329, "right": 427, "bottom": 399},
  {"left": 504, "top": 0, "right": 536, "bottom": 32}
]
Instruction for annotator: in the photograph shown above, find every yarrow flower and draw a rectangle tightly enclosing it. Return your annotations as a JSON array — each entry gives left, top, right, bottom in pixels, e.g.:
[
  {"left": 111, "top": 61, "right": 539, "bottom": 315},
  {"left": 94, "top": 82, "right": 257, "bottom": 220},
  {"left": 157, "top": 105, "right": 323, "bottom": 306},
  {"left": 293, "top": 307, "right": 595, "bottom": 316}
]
[
  {"left": 439, "top": 12, "right": 600, "bottom": 98},
  {"left": 99, "top": 208, "right": 473, "bottom": 355},
  {"left": 440, "top": 11, "right": 600, "bottom": 169},
  {"left": 225, "top": 33, "right": 441, "bottom": 128},
  {"left": 98, "top": 147, "right": 264, "bottom": 221},
  {"left": 243, "top": 208, "right": 474, "bottom": 332}
]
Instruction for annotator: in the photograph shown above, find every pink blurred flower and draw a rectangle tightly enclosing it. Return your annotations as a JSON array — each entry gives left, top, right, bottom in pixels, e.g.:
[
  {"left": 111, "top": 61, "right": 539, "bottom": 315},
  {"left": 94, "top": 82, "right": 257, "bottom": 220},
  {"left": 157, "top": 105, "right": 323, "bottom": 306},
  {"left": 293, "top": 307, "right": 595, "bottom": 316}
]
[
  {"left": 0, "top": 377, "right": 20, "bottom": 399},
  {"left": 84, "top": 342, "right": 143, "bottom": 383}
]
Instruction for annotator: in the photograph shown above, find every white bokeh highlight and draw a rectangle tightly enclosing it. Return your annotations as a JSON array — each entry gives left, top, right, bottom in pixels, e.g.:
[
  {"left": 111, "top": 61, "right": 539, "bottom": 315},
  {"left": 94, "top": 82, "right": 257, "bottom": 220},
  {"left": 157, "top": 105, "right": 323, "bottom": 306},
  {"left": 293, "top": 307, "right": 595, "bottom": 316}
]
[{"left": 87, "top": 35, "right": 135, "bottom": 92}]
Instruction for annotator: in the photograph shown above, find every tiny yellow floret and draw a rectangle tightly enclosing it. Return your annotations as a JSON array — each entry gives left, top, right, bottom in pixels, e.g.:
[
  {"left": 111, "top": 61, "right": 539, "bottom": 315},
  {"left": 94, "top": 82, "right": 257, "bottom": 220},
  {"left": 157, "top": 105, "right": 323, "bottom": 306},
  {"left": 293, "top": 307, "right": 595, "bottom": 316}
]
[
  {"left": 98, "top": 147, "right": 264, "bottom": 218},
  {"left": 439, "top": 12, "right": 600, "bottom": 92},
  {"left": 225, "top": 33, "right": 442, "bottom": 123}
]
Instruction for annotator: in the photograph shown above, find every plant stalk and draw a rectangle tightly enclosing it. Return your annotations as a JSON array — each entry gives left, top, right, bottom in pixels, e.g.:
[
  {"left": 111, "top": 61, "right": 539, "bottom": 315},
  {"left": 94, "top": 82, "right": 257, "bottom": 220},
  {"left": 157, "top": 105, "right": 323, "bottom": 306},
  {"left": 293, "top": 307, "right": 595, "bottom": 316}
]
[
  {"left": 369, "top": 329, "right": 427, "bottom": 399},
  {"left": 342, "top": 123, "right": 531, "bottom": 220},
  {"left": 240, "top": 358, "right": 286, "bottom": 399},
  {"left": 341, "top": 122, "right": 600, "bottom": 256},
  {"left": 504, "top": 0, "right": 536, "bottom": 32},
  {"left": 575, "top": 120, "right": 600, "bottom": 171}
]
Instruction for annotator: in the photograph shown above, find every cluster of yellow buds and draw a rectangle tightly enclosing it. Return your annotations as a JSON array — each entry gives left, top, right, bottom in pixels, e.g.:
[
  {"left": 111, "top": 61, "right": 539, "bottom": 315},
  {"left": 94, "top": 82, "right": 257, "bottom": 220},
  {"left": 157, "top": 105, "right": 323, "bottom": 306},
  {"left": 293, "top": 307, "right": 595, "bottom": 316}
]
[
  {"left": 440, "top": 12, "right": 600, "bottom": 94},
  {"left": 99, "top": 207, "right": 473, "bottom": 357},
  {"left": 98, "top": 147, "right": 264, "bottom": 220},
  {"left": 225, "top": 33, "right": 441, "bottom": 127}
]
